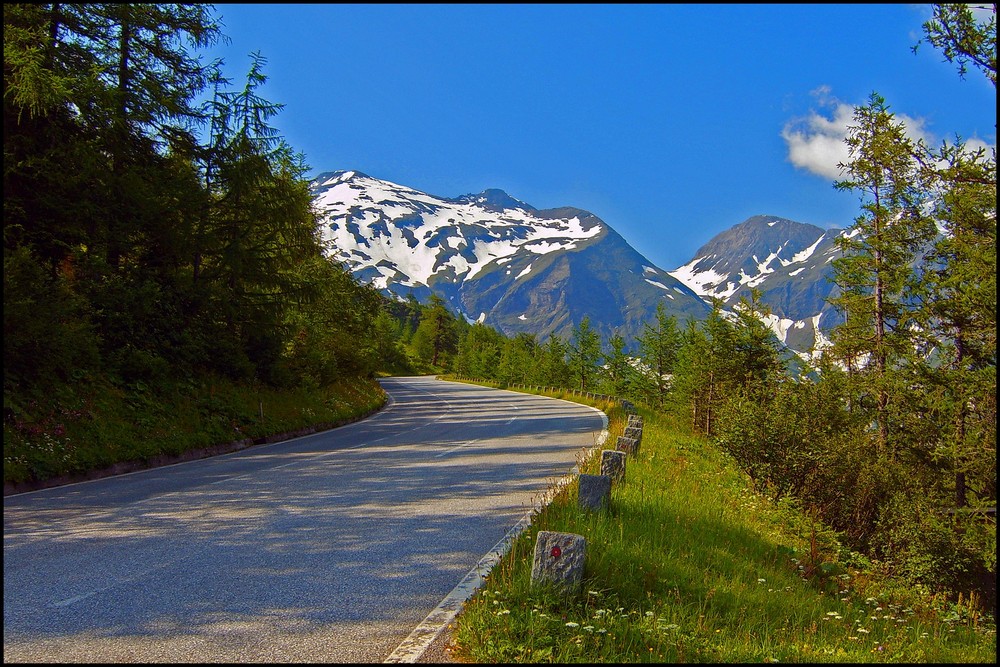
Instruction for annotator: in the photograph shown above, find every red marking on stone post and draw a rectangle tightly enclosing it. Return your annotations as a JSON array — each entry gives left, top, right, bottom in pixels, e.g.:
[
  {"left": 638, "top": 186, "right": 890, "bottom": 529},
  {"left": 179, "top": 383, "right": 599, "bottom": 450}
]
[{"left": 550, "top": 546, "right": 561, "bottom": 559}]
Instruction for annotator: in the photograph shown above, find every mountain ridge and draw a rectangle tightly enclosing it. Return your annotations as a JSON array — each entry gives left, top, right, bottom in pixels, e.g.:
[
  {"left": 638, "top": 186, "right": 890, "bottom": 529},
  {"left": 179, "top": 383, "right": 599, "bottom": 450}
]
[
  {"left": 310, "top": 170, "right": 711, "bottom": 344},
  {"left": 310, "top": 170, "right": 846, "bottom": 357}
]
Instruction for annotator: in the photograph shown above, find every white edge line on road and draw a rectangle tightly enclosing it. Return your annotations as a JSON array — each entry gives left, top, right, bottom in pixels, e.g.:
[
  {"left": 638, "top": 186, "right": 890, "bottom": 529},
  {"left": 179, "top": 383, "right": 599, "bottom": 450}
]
[{"left": 384, "top": 393, "right": 609, "bottom": 663}]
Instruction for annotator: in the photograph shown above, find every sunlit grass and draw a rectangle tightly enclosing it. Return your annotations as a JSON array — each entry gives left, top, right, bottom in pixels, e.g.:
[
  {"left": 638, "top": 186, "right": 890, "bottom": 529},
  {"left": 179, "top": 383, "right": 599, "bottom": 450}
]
[{"left": 449, "top": 386, "right": 996, "bottom": 663}]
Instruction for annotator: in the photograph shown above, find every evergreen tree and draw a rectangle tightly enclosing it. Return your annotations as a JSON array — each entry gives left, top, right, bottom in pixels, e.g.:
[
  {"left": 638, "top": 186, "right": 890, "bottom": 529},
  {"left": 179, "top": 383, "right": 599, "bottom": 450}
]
[
  {"left": 455, "top": 322, "right": 504, "bottom": 380},
  {"left": 828, "top": 92, "right": 937, "bottom": 456},
  {"left": 730, "top": 288, "right": 785, "bottom": 388},
  {"left": 498, "top": 333, "right": 537, "bottom": 385},
  {"left": 915, "top": 3, "right": 996, "bottom": 86},
  {"left": 910, "top": 138, "right": 997, "bottom": 509},
  {"left": 568, "top": 316, "right": 602, "bottom": 391},
  {"left": 636, "top": 302, "right": 682, "bottom": 409},
  {"left": 601, "top": 332, "right": 633, "bottom": 398},
  {"left": 536, "top": 335, "right": 571, "bottom": 389},
  {"left": 411, "top": 294, "right": 458, "bottom": 368}
]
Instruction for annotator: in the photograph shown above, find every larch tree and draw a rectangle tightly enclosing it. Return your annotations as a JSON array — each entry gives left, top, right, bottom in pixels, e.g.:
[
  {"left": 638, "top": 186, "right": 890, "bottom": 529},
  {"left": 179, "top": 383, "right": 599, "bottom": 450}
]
[{"left": 828, "top": 92, "right": 937, "bottom": 458}]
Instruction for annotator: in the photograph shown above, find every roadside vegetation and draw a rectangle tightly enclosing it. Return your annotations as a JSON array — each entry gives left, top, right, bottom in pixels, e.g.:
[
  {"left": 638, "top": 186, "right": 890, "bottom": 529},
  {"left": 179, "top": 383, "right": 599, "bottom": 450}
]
[
  {"left": 450, "top": 387, "right": 996, "bottom": 663},
  {"left": 3, "top": 374, "right": 385, "bottom": 491}
]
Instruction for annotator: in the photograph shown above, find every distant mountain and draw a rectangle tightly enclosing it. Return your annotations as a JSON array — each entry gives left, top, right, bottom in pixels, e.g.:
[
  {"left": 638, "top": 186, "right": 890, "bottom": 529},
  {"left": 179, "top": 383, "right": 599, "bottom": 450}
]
[
  {"left": 310, "top": 170, "right": 711, "bottom": 344},
  {"left": 668, "top": 215, "right": 846, "bottom": 357}
]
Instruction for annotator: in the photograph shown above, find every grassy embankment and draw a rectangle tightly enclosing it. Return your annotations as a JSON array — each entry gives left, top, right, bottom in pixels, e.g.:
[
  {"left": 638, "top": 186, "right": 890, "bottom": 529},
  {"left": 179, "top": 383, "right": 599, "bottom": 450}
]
[
  {"left": 446, "top": 380, "right": 996, "bottom": 663},
  {"left": 3, "top": 375, "right": 387, "bottom": 493}
]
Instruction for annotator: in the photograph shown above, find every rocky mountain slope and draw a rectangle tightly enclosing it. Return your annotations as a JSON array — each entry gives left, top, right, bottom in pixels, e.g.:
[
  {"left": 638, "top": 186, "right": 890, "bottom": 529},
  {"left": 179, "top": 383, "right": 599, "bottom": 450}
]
[
  {"left": 310, "top": 171, "right": 847, "bottom": 356},
  {"left": 310, "top": 170, "right": 712, "bottom": 344},
  {"left": 668, "top": 215, "right": 846, "bottom": 357}
]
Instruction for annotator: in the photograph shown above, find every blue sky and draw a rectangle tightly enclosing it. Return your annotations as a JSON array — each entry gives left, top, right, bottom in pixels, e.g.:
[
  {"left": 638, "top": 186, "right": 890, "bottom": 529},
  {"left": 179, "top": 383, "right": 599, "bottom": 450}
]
[{"left": 203, "top": 3, "right": 996, "bottom": 271}]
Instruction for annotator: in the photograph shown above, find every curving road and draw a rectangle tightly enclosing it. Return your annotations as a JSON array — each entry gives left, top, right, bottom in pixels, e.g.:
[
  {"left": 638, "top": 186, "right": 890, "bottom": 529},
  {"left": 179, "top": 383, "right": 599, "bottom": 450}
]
[{"left": 3, "top": 376, "right": 606, "bottom": 663}]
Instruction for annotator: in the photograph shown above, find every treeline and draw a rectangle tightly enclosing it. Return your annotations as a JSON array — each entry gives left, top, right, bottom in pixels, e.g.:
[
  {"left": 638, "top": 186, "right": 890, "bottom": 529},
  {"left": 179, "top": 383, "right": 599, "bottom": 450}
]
[
  {"left": 4, "top": 4, "right": 397, "bottom": 395},
  {"left": 3, "top": 4, "right": 411, "bottom": 484}
]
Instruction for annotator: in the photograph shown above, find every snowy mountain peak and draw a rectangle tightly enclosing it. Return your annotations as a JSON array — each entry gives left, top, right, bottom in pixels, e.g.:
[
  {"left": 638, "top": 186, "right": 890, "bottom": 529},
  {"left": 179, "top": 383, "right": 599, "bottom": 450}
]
[
  {"left": 309, "top": 170, "right": 710, "bottom": 343},
  {"left": 311, "top": 171, "right": 608, "bottom": 290},
  {"left": 448, "top": 188, "right": 537, "bottom": 212},
  {"left": 668, "top": 214, "right": 849, "bottom": 359}
]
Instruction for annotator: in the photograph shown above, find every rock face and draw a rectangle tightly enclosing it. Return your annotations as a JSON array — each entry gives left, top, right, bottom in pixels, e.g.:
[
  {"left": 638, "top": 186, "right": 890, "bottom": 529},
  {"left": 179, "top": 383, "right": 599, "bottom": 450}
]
[
  {"left": 668, "top": 214, "right": 846, "bottom": 358},
  {"left": 530, "top": 530, "right": 587, "bottom": 593}
]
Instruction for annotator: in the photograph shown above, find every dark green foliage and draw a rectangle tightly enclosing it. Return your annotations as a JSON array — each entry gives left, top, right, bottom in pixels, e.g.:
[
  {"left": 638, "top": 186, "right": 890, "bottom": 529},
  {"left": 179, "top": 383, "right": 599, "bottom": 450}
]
[
  {"left": 3, "top": 246, "right": 100, "bottom": 394},
  {"left": 569, "top": 316, "right": 602, "bottom": 391},
  {"left": 3, "top": 5, "right": 398, "bottom": 487},
  {"left": 455, "top": 323, "right": 504, "bottom": 379},
  {"left": 411, "top": 294, "right": 459, "bottom": 368},
  {"left": 635, "top": 302, "right": 681, "bottom": 409}
]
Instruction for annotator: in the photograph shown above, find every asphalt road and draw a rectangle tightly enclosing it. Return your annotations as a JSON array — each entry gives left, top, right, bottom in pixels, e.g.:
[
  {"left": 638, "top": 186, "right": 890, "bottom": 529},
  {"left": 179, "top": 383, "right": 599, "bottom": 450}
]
[{"left": 3, "top": 376, "right": 607, "bottom": 663}]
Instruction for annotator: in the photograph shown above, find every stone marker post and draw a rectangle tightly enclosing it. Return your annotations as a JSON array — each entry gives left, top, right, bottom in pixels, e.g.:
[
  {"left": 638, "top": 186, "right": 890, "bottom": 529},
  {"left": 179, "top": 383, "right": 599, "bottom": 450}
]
[
  {"left": 531, "top": 531, "right": 586, "bottom": 594},
  {"left": 616, "top": 435, "right": 638, "bottom": 456},
  {"left": 624, "top": 426, "right": 643, "bottom": 443},
  {"left": 577, "top": 473, "right": 611, "bottom": 511},
  {"left": 600, "top": 449, "right": 626, "bottom": 483}
]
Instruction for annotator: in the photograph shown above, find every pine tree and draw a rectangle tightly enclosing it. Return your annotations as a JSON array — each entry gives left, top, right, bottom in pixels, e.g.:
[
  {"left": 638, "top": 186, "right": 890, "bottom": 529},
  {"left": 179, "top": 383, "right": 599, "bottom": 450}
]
[
  {"left": 828, "top": 92, "right": 937, "bottom": 457},
  {"left": 601, "top": 332, "right": 633, "bottom": 399},
  {"left": 915, "top": 3, "right": 996, "bottom": 86},
  {"left": 536, "top": 335, "right": 571, "bottom": 388},
  {"left": 568, "top": 316, "right": 602, "bottom": 392},
  {"left": 412, "top": 294, "right": 458, "bottom": 368},
  {"left": 636, "top": 302, "right": 682, "bottom": 409}
]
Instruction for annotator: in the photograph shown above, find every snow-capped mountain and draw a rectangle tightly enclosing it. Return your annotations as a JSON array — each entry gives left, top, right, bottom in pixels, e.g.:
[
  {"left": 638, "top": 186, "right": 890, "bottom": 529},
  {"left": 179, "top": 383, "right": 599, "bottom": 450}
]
[
  {"left": 668, "top": 215, "right": 845, "bottom": 357},
  {"left": 310, "top": 170, "right": 711, "bottom": 343}
]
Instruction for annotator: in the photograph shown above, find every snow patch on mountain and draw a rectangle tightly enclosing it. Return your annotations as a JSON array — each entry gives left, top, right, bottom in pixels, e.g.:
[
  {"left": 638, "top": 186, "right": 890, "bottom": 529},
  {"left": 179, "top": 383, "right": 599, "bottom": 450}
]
[{"left": 312, "top": 170, "right": 603, "bottom": 288}]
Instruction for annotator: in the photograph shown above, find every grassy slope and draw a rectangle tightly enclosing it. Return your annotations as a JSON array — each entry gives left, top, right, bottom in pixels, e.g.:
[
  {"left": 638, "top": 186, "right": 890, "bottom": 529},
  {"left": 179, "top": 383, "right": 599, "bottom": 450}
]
[
  {"left": 448, "top": 384, "right": 996, "bottom": 663},
  {"left": 4, "top": 375, "right": 387, "bottom": 493}
]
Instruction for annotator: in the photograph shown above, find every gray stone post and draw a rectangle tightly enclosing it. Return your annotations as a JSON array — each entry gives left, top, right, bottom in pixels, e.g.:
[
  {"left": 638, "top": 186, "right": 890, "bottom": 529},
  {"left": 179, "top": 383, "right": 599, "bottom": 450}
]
[
  {"left": 600, "top": 449, "right": 626, "bottom": 483},
  {"left": 577, "top": 473, "right": 611, "bottom": 511},
  {"left": 616, "top": 435, "right": 638, "bottom": 456},
  {"left": 530, "top": 531, "right": 586, "bottom": 594}
]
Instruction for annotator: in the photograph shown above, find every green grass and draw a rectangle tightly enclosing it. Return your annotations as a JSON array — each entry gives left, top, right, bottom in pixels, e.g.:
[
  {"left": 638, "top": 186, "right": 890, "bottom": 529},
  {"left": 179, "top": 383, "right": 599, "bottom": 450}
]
[
  {"left": 4, "top": 374, "right": 387, "bottom": 487},
  {"left": 448, "top": 386, "right": 996, "bottom": 663}
]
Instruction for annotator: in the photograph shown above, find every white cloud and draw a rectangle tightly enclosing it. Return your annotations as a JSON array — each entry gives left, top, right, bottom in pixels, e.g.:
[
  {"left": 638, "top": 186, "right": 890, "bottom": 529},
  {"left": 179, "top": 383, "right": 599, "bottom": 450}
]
[
  {"left": 781, "top": 88, "right": 856, "bottom": 180},
  {"left": 781, "top": 87, "right": 940, "bottom": 181}
]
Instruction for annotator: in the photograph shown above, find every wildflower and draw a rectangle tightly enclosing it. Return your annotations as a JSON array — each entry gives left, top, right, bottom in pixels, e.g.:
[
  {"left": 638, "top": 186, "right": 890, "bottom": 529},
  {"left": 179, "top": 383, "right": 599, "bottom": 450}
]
[
  {"left": 583, "top": 626, "right": 595, "bottom": 632},
  {"left": 758, "top": 578, "right": 767, "bottom": 583},
  {"left": 565, "top": 622, "right": 579, "bottom": 628},
  {"left": 645, "top": 611, "right": 654, "bottom": 617}
]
